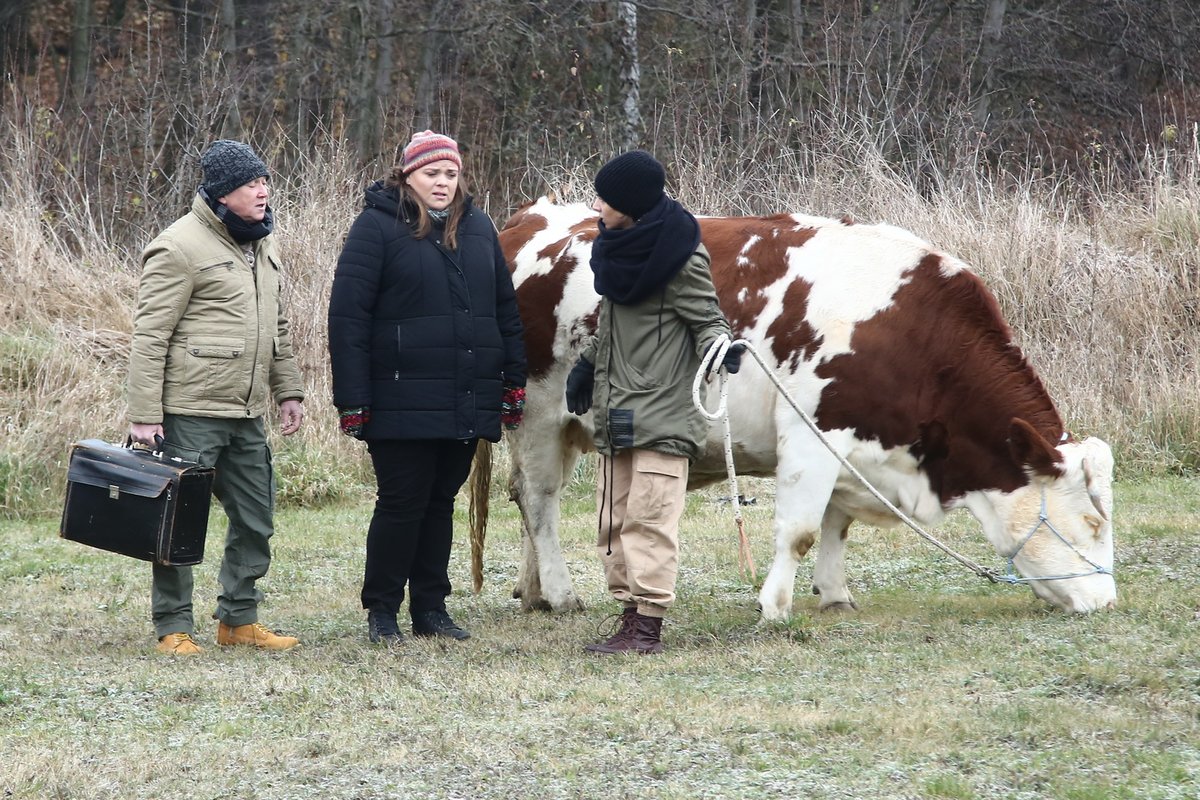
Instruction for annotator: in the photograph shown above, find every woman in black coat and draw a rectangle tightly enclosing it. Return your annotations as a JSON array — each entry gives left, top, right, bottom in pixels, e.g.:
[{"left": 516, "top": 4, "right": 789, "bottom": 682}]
[{"left": 328, "top": 130, "right": 526, "bottom": 644}]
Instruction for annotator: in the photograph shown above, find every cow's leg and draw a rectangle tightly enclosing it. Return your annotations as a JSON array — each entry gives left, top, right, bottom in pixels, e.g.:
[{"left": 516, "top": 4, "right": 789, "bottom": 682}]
[
  {"left": 758, "top": 433, "right": 841, "bottom": 622},
  {"left": 811, "top": 506, "right": 857, "bottom": 611},
  {"left": 508, "top": 414, "right": 588, "bottom": 613}
]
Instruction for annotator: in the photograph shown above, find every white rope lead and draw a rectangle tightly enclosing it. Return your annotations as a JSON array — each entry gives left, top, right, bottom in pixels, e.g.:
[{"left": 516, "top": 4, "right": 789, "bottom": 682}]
[
  {"left": 693, "top": 334, "right": 1004, "bottom": 584},
  {"left": 693, "top": 336, "right": 756, "bottom": 580}
]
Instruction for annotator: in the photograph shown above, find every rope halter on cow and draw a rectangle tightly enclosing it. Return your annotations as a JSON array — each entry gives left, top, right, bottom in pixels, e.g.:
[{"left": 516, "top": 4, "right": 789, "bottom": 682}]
[
  {"left": 1001, "top": 489, "right": 1112, "bottom": 584},
  {"left": 693, "top": 334, "right": 1112, "bottom": 587}
]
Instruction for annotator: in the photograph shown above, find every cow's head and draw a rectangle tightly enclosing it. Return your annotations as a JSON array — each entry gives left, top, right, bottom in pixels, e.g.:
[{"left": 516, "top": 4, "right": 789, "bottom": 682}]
[{"left": 973, "top": 420, "right": 1116, "bottom": 613}]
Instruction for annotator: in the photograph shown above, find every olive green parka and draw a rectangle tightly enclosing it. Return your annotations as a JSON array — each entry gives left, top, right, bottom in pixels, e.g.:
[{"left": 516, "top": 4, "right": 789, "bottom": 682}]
[{"left": 582, "top": 244, "right": 731, "bottom": 462}]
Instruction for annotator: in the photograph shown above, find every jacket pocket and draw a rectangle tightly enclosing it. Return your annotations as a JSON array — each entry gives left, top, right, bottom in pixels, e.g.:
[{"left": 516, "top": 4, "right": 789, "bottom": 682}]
[
  {"left": 182, "top": 335, "right": 247, "bottom": 400},
  {"left": 608, "top": 408, "right": 634, "bottom": 449},
  {"left": 197, "top": 259, "right": 235, "bottom": 272},
  {"left": 187, "top": 336, "right": 243, "bottom": 359},
  {"left": 393, "top": 326, "right": 403, "bottom": 379}
]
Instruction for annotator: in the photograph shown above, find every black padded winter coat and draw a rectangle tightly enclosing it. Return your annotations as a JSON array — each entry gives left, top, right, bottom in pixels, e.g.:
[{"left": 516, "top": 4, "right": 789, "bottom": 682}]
[{"left": 328, "top": 182, "right": 526, "bottom": 442}]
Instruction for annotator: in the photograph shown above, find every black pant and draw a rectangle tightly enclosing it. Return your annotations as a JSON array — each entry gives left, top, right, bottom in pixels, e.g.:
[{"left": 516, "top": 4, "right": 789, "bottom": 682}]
[{"left": 362, "top": 438, "right": 478, "bottom": 616}]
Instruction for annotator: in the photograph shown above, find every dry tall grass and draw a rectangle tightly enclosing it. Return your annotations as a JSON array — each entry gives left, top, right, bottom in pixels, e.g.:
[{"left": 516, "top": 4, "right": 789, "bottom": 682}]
[{"left": 3, "top": 114, "right": 1199, "bottom": 517}]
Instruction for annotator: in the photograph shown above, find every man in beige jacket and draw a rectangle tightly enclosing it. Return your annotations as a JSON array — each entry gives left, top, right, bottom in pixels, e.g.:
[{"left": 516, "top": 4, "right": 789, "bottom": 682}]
[{"left": 127, "top": 140, "right": 305, "bottom": 655}]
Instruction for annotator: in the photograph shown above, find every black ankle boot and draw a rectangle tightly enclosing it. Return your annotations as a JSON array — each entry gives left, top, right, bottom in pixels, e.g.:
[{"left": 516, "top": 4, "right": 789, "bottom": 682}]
[
  {"left": 367, "top": 609, "right": 403, "bottom": 644},
  {"left": 411, "top": 609, "right": 470, "bottom": 640}
]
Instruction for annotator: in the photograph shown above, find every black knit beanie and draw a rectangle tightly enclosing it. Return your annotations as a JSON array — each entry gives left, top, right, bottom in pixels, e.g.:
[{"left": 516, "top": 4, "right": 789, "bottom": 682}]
[
  {"left": 200, "top": 140, "right": 270, "bottom": 199},
  {"left": 593, "top": 150, "right": 666, "bottom": 219}
]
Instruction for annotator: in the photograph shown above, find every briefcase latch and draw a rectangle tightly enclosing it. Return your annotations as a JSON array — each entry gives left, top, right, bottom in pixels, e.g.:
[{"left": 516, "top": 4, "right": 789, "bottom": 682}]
[{"left": 108, "top": 484, "right": 120, "bottom": 500}]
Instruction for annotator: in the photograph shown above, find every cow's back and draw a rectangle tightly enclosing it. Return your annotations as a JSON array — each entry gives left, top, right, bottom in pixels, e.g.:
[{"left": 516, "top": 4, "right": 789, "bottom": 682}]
[{"left": 500, "top": 200, "right": 1064, "bottom": 504}]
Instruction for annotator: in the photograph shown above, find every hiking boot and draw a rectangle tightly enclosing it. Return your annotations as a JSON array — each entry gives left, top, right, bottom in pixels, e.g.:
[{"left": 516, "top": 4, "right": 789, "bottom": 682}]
[
  {"left": 368, "top": 609, "right": 404, "bottom": 644},
  {"left": 411, "top": 609, "right": 470, "bottom": 640},
  {"left": 216, "top": 621, "right": 300, "bottom": 651},
  {"left": 155, "top": 632, "right": 202, "bottom": 656},
  {"left": 584, "top": 606, "right": 638, "bottom": 654},
  {"left": 587, "top": 611, "right": 663, "bottom": 655}
]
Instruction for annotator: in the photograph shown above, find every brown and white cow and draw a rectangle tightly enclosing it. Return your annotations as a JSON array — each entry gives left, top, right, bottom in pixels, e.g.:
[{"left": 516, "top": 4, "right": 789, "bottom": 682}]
[{"left": 476, "top": 196, "right": 1116, "bottom": 618}]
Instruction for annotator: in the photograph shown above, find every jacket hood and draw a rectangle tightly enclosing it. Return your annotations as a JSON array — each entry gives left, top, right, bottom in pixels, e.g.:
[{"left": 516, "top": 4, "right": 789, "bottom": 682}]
[
  {"left": 364, "top": 180, "right": 402, "bottom": 216},
  {"left": 363, "top": 180, "right": 475, "bottom": 220}
]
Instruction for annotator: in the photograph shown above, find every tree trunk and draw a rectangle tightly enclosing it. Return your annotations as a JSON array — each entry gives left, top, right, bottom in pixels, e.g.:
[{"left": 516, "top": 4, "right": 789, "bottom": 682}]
[
  {"left": 288, "top": 1, "right": 311, "bottom": 155},
  {"left": 786, "top": 0, "right": 806, "bottom": 102},
  {"left": 415, "top": 0, "right": 454, "bottom": 133},
  {"left": 218, "top": 0, "right": 243, "bottom": 139},
  {"left": 616, "top": 0, "right": 642, "bottom": 150},
  {"left": 67, "top": 0, "right": 94, "bottom": 104},
  {"left": 0, "top": 0, "right": 35, "bottom": 77},
  {"left": 736, "top": 0, "right": 757, "bottom": 146},
  {"left": 370, "top": 0, "right": 395, "bottom": 160},
  {"left": 972, "top": 0, "right": 1009, "bottom": 129}
]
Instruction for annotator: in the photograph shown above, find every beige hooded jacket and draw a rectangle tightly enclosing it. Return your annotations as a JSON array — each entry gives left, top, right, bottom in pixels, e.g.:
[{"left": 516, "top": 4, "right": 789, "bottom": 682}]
[{"left": 127, "top": 194, "right": 304, "bottom": 423}]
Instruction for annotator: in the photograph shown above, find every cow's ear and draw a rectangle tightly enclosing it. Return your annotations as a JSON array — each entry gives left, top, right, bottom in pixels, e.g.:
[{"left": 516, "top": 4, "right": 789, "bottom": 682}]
[{"left": 1008, "top": 418, "right": 1064, "bottom": 477}]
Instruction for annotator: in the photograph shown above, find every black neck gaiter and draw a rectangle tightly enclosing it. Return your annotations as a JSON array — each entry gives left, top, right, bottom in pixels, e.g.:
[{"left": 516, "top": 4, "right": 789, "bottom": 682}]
[{"left": 589, "top": 195, "right": 701, "bottom": 305}]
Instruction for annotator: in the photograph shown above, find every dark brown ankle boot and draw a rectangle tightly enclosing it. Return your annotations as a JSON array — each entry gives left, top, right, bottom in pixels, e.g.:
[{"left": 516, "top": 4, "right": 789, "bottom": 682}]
[
  {"left": 584, "top": 607, "right": 638, "bottom": 654},
  {"left": 586, "top": 610, "right": 664, "bottom": 655},
  {"left": 626, "top": 613, "right": 664, "bottom": 654}
]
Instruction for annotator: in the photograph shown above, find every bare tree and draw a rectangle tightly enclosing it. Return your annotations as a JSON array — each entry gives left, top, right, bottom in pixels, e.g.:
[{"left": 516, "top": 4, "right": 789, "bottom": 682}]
[
  {"left": 415, "top": 0, "right": 458, "bottom": 133},
  {"left": 616, "top": 0, "right": 643, "bottom": 150},
  {"left": 0, "top": 0, "right": 36, "bottom": 76},
  {"left": 67, "top": 0, "right": 94, "bottom": 104},
  {"left": 217, "top": 0, "right": 244, "bottom": 138},
  {"left": 972, "top": 0, "right": 1009, "bottom": 130}
]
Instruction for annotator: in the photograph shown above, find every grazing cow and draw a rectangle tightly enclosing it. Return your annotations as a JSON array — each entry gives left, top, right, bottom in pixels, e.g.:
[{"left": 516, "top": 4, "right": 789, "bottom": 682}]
[{"left": 472, "top": 196, "right": 1116, "bottom": 618}]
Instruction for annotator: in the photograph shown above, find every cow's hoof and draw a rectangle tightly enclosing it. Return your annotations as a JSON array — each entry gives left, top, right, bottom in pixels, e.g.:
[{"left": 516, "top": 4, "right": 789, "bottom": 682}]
[
  {"left": 520, "top": 597, "right": 554, "bottom": 613},
  {"left": 756, "top": 603, "right": 792, "bottom": 624},
  {"left": 818, "top": 600, "right": 859, "bottom": 613},
  {"left": 545, "top": 594, "right": 586, "bottom": 613}
]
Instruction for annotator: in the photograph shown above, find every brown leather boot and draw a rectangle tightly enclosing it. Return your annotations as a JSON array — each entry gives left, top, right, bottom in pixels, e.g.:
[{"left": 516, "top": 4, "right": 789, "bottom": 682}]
[
  {"left": 216, "top": 621, "right": 300, "bottom": 651},
  {"left": 584, "top": 607, "right": 638, "bottom": 654},
  {"left": 626, "top": 613, "right": 664, "bottom": 655},
  {"left": 155, "top": 632, "right": 202, "bottom": 656}
]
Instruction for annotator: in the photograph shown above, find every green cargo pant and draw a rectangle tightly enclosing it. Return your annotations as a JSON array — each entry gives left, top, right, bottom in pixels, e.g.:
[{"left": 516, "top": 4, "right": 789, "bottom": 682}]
[{"left": 152, "top": 415, "right": 275, "bottom": 639}]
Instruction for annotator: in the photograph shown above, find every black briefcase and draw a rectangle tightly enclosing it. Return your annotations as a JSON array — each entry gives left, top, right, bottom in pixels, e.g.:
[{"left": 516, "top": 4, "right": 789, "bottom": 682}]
[{"left": 60, "top": 439, "right": 216, "bottom": 566}]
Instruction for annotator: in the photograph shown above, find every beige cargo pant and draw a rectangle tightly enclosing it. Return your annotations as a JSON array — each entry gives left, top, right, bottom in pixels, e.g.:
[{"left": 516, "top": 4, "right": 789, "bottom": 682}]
[{"left": 595, "top": 449, "right": 688, "bottom": 618}]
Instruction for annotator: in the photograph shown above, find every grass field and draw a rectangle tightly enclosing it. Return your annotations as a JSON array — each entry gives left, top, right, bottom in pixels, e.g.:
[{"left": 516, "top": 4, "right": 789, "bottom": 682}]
[{"left": 1, "top": 472, "right": 1197, "bottom": 800}]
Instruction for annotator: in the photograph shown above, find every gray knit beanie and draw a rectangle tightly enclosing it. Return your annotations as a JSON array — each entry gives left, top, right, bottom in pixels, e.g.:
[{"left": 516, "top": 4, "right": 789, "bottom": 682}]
[
  {"left": 593, "top": 150, "right": 666, "bottom": 219},
  {"left": 200, "top": 140, "right": 269, "bottom": 199}
]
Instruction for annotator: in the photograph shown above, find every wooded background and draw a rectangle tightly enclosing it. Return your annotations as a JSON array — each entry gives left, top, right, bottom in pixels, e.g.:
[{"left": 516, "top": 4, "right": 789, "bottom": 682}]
[
  {"left": 4, "top": 0, "right": 1199, "bottom": 236},
  {"left": 3, "top": 1, "right": 1200, "bottom": 518}
]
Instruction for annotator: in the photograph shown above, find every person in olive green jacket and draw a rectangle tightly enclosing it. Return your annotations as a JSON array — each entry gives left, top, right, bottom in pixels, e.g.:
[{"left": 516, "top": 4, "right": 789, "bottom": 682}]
[
  {"left": 127, "top": 140, "right": 305, "bottom": 656},
  {"left": 564, "top": 150, "right": 745, "bottom": 654}
]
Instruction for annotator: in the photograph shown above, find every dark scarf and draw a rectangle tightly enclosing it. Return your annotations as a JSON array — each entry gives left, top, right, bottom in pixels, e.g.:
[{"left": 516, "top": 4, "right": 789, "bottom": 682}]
[
  {"left": 200, "top": 187, "right": 275, "bottom": 243},
  {"left": 590, "top": 195, "right": 701, "bottom": 305}
]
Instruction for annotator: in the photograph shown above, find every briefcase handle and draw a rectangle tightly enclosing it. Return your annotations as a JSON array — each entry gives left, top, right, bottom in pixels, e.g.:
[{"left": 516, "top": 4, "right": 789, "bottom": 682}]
[{"left": 123, "top": 434, "right": 202, "bottom": 462}]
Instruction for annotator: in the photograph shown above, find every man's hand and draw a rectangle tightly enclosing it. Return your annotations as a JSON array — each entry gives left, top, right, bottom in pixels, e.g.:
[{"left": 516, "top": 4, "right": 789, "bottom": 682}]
[
  {"left": 129, "top": 422, "right": 164, "bottom": 447},
  {"left": 279, "top": 399, "right": 305, "bottom": 436}
]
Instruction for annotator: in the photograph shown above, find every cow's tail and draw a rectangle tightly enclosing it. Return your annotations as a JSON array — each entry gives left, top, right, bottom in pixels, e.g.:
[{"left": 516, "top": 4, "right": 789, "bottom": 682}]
[{"left": 467, "top": 439, "right": 493, "bottom": 593}]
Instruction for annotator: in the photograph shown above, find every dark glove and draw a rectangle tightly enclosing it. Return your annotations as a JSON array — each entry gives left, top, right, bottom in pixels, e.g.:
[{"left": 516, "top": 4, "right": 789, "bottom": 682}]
[
  {"left": 501, "top": 384, "right": 526, "bottom": 430},
  {"left": 339, "top": 406, "right": 370, "bottom": 439},
  {"left": 722, "top": 342, "right": 747, "bottom": 374},
  {"left": 564, "top": 357, "right": 594, "bottom": 415}
]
